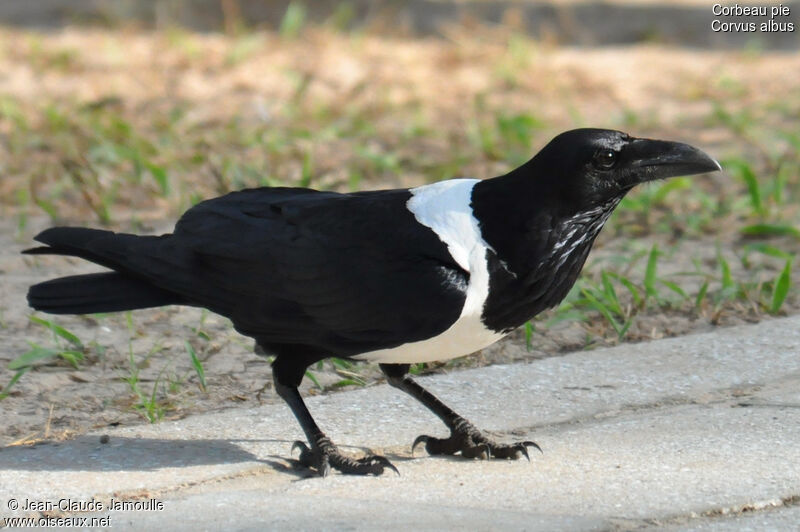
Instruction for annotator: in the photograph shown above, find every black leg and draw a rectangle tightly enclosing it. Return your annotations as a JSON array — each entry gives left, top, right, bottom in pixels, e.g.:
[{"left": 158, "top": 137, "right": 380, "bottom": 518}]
[
  {"left": 271, "top": 361, "right": 397, "bottom": 477},
  {"left": 380, "top": 363, "right": 541, "bottom": 460}
]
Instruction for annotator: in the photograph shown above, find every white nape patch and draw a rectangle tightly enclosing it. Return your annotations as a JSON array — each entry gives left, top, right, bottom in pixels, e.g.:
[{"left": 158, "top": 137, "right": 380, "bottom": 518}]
[{"left": 354, "top": 179, "right": 505, "bottom": 364}]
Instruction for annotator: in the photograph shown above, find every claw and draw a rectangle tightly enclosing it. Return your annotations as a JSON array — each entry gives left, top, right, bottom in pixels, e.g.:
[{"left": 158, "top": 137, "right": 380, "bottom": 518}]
[
  {"left": 411, "top": 435, "right": 430, "bottom": 456},
  {"left": 523, "top": 440, "right": 543, "bottom": 455},
  {"left": 372, "top": 455, "right": 401, "bottom": 476},
  {"left": 408, "top": 420, "right": 541, "bottom": 464},
  {"left": 291, "top": 440, "right": 309, "bottom": 456},
  {"left": 289, "top": 439, "right": 397, "bottom": 476},
  {"left": 320, "top": 456, "right": 331, "bottom": 478}
]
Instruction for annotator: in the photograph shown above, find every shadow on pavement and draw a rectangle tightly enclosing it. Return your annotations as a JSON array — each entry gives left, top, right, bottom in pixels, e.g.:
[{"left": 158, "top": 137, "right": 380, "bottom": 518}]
[
  {"left": 0, "top": 435, "right": 417, "bottom": 479},
  {"left": 0, "top": 435, "right": 288, "bottom": 472}
]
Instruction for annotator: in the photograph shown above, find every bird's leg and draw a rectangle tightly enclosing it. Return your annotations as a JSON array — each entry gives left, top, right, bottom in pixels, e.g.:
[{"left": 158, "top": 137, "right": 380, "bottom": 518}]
[
  {"left": 381, "top": 364, "right": 540, "bottom": 460},
  {"left": 273, "top": 373, "right": 397, "bottom": 477}
]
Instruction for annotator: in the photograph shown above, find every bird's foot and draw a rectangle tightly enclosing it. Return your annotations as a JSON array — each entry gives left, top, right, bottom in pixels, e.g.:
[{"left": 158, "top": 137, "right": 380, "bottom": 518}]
[
  {"left": 412, "top": 418, "right": 541, "bottom": 460},
  {"left": 291, "top": 436, "right": 399, "bottom": 477}
]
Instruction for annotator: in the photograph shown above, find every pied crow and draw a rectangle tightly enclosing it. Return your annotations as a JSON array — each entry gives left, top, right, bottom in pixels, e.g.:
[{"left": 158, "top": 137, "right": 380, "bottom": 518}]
[{"left": 24, "top": 128, "right": 721, "bottom": 476}]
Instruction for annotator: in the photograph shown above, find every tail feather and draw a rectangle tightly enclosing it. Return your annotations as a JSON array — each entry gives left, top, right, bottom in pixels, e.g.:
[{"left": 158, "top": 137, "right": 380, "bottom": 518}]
[
  {"left": 24, "top": 227, "right": 183, "bottom": 315},
  {"left": 27, "top": 272, "right": 183, "bottom": 314},
  {"left": 23, "top": 227, "right": 153, "bottom": 273},
  {"left": 28, "top": 226, "right": 114, "bottom": 250}
]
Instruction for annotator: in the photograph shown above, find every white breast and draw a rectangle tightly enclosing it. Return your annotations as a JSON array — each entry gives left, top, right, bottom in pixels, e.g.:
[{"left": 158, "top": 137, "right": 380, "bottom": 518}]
[{"left": 353, "top": 179, "right": 505, "bottom": 364}]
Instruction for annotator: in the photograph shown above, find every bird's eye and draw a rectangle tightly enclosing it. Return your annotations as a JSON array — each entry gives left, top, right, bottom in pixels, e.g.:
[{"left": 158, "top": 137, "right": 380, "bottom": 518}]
[{"left": 592, "top": 149, "right": 617, "bottom": 170}]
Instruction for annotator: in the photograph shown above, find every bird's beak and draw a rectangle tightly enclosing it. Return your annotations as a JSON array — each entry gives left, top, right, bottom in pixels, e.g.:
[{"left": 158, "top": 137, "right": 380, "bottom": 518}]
[{"left": 627, "top": 138, "right": 721, "bottom": 183}]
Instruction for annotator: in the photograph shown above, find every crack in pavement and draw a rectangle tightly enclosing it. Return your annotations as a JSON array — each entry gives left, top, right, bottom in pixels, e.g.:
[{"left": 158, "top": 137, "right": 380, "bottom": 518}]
[
  {"left": 613, "top": 494, "right": 800, "bottom": 531},
  {"left": 501, "top": 381, "right": 775, "bottom": 437}
]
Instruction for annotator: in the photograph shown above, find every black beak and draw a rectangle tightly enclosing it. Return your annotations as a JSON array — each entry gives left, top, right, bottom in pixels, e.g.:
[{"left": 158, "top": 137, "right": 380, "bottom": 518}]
[{"left": 628, "top": 138, "right": 721, "bottom": 183}]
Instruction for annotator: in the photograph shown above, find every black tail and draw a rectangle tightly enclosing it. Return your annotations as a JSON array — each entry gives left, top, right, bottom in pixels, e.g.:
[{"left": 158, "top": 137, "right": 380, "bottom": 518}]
[
  {"left": 24, "top": 227, "right": 184, "bottom": 315},
  {"left": 27, "top": 272, "right": 182, "bottom": 314}
]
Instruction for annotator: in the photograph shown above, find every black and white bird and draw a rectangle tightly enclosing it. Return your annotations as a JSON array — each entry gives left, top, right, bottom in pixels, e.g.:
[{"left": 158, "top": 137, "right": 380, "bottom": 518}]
[{"left": 24, "top": 128, "right": 720, "bottom": 476}]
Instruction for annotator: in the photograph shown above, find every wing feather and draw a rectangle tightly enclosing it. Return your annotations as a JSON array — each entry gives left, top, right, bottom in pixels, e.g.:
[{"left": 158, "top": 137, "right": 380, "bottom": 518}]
[{"left": 134, "top": 187, "right": 468, "bottom": 356}]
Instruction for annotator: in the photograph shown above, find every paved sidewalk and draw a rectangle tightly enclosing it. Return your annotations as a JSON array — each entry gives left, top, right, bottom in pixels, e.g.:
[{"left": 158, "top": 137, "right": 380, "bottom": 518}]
[{"left": 2, "top": 316, "right": 799, "bottom": 530}]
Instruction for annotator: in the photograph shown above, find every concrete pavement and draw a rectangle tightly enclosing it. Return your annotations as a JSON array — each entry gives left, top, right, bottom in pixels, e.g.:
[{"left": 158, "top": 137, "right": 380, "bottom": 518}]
[{"left": 1, "top": 316, "right": 799, "bottom": 530}]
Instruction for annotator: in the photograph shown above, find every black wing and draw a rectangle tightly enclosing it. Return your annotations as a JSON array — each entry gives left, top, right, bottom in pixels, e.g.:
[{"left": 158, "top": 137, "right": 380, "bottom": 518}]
[{"left": 125, "top": 187, "right": 468, "bottom": 357}]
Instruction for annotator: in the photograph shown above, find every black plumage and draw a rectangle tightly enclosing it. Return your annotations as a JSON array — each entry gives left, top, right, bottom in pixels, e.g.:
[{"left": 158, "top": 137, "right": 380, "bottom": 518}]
[
  {"left": 24, "top": 128, "right": 720, "bottom": 476},
  {"left": 29, "top": 188, "right": 466, "bottom": 359}
]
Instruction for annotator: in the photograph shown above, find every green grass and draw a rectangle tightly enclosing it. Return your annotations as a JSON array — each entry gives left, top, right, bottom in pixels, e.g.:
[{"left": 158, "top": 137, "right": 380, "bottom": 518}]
[
  {"left": 11, "top": 316, "right": 85, "bottom": 370},
  {"left": 0, "top": 316, "right": 89, "bottom": 402},
  {"left": 530, "top": 232, "right": 798, "bottom": 345},
  {"left": 121, "top": 342, "right": 171, "bottom": 423},
  {"left": 0, "top": 367, "right": 29, "bottom": 401},
  {"left": 279, "top": 2, "right": 308, "bottom": 39},
  {"left": 185, "top": 340, "right": 207, "bottom": 392}
]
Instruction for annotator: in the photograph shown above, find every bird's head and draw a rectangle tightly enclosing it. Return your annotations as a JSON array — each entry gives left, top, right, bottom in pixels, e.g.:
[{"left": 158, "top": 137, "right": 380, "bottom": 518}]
[{"left": 530, "top": 128, "right": 721, "bottom": 213}]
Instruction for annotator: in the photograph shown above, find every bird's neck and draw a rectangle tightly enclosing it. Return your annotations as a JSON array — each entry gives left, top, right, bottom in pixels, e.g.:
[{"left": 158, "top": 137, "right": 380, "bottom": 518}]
[
  {"left": 472, "top": 169, "right": 619, "bottom": 332},
  {"left": 472, "top": 165, "right": 561, "bottom": 273}
]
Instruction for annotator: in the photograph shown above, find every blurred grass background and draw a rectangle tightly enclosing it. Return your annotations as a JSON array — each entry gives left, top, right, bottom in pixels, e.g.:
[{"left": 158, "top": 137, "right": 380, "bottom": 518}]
[{"left": 1, "top": 0, "right": 799, "bottom": 435}]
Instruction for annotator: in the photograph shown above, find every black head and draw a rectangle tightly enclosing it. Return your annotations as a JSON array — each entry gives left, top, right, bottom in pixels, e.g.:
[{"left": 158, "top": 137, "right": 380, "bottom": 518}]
[{"left": 529, "top": 128, "right": 721, "bottom": 212}]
